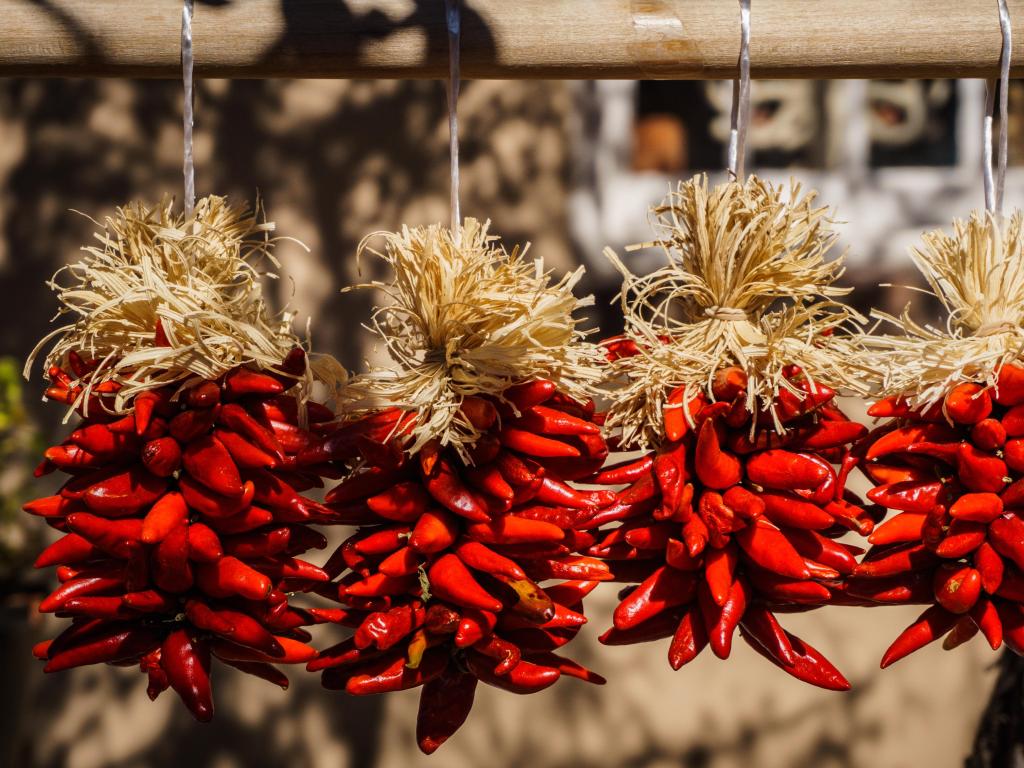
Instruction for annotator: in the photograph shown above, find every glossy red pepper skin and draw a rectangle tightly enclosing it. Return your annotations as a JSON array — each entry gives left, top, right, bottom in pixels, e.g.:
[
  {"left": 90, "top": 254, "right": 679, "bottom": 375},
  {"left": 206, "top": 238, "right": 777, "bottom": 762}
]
[
  {"left": 310, "top": 379, "right": 608, "bottom": 753},
  {"left": 862, "top": 374, "right": 1024, "bottom": 667},
  {"left": 584, "top": 363, "right": 863, "bottom": 690},
  {"left": 29, "top": 350, "right": 334, "bottom": 722}
]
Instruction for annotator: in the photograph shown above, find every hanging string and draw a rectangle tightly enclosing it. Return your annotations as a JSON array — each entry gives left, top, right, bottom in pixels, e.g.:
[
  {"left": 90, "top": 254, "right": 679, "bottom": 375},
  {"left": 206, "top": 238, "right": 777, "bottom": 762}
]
[
  {"left": 181, "top": 0, "right": 195, "bottom": 218},
  {"left": 983, "top": 0, "right": 1012, "bottom": 215},
  {"left": 727, "top": 0, "right": 752, "bottom": 180},
  {"left": 444, "top": 0, "right": 461, "bottom": 233}
]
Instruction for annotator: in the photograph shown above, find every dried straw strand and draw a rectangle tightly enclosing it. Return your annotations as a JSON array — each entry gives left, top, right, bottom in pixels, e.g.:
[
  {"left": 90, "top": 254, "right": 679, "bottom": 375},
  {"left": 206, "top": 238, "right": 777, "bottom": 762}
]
[
  {"left": 26, "top": 195, "right": 322, "bottom": 416},
  {"left": 343, "top": 218, "right": 604, "bottom": 458},
  {"left": 869, "top": 210, "right": 1024, "bottom": 407},
  {"left": 604, "top": 174, "right": 870, "bottom": 449}
]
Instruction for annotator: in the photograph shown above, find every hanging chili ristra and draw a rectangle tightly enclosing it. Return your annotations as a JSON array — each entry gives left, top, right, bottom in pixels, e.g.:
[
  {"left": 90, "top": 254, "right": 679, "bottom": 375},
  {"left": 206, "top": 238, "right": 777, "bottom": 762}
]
[
  {"left": 24, "top": 197, "right": 345, "bottom": 720},
  {"left": 305, "top": 219, "right": 609, "bottom": 753},
  {"left": 860, "top": 210, "right": 1024, "bottom": 665},
  {"left": 590, "top": 174, "right": 874, "bottom": 689}
]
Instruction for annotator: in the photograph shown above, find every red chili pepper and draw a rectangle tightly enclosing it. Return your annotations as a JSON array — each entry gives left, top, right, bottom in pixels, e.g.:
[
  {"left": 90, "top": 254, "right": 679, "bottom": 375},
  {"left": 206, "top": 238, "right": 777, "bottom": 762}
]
[
  {"left": 451, "top": 541, "right": 525, "bottom": 580},
  {"left": 989, "top": 513, "right": 1024, "bottom": 570},
  {"left": 223, "top": 368, "right": 285, "bottom": 398},
  {"left": 880, "top": 605, "right": 959, "bottom": 668},
  {"left": 466, "top": 653, "right": 559, "bottom": 694},
  {"left": 682, "top": 516, "right": 710, "bottom": 558},
  {"left": 854, "top": 542, "right": 939, "bottom": 578},
  {"left": 178, "top": 475, "right": 254, "bottom": 519},
  {"left": 862, "top": 461, "right": 935, "bottom": 486},
  {"left": 428, "top": 554, "right": 503, "bottom": 612},
  {"left": 663, "top": 605, "right": 707, "bottom": 670},
  {"left": 744, "top": 564, "right": 832, "bottom": 604},
  {"left": 949, "top": 492, "right": 1003, "bottom": 523},
  {"left": 974, "top": 542, "right": 1005, "bottom": 593},
  {"left": 697, "top": 578, "right": 747, "bottom": 659},
  {"left": 721, "top": 485, "right": 763, "bottom": 521},
  {"left": 499, "top": 428, "right": 580, "bottom": 459},
  {"left": 932, "top": 564, "right": 982, "bottom": 613},
  {"left": 704, "top": 544, "right": 738, "bottom": 606},
  {"left": 522, "top": 555, "right": 612, "bottom": 582},
  {"left": 39, "top": 575, "right": 124, "bottom": 613},
  {"left": 378, "top": 547, "right": 420, "bottom": 577},
  {"left": 416, "top": 670, "right": 478, "bottom": 755},
  {"left": 790, "top": 420, "right": 868, "bottom": 451},
  {"left": 218, "top": 403, "right": 283, "bottom": 457},
  {"left": 1005, "top": 439, "right": 1024, "bottom": 473},
  {"left": 182, "top": 435, "right": 244, "bottom": 498},
  {"left": 866, "top": 424, "right": 957, "bottom": 460},
  {"left": 212, "top": 635, "right": 317, "bottom": 665},
  {"left": 195, "top": 556, "right": 272, "bottom": 601},
  {"left": 996, "top": 362, "right": 1024, "bottom": 406},
  {"left": 697, "top": 491, "right": 743, "bottom": 549},
  {"left": 138, "top": 436, "right": 182, "bottom": 478},
  {"left": 623, "top": 523, "right": 674, "bottom": 550},
  {"left": 972, "top": 419, "right": 1007, "bottom": 451},
  {"left": 759, "top": 491, "right": 834, "bottom": 530},
  {"left": 740, "top": 626, "right": 850, "bottom": 690},
  {"left": 82, "top": 468, "right": 167, "bottom": 517},
  {"left": 664, "top": 388, "right": 705, "bottom": 442},
  {"left": 65, "top": 513, "right": 142, "bottom": 558},
  {"left": 70, "top": 423, "right": 139, "bottom": 456},
  {"left": 745, "top": 450, "right": 828, "bottom": 491},
  {"left": 215, "top": 428, "right": 279, "bottom": 470},
  {"left": 159, "top": 629, "right": 212, "bottom": 722},
  {"left": 466, "top": 515, "right": 564, "bottom": 545},
  {"left": 664, "top": 538, "right": 702, "bottom": 571},
  {"left": 44, "top": 623, "right": 162, "bottom": 673},
  {"left": 187, "top": 523, "right": 224, "bottom": 562},
  {"left": 599, "top": 611, "right": 681, "bottom": 646},
  {"left": 786, "top": 528, "right": 859, "bottom": 575},
  {"left": 694, "top": 420, "right": 742, "bottom": 490},
  {"left": 422, "top": 459, "right": 491, "bottom": 522},
  {"left": 868, "top": 513, "right": 926, "bottom": 546},
  {"left": 969, "top": 597, "right": 1003, "bottom": 649},
  {"left": 997, "top": 601, "right": 1024, "bottom": 654},
  {"left": 153, "top": 525, "right": 193, "bottom": 593},
  {"left": 866, "top": 480, "right": 945, "bottom": 514},
  {"left": 735, "top": 519, "right": 811, "bottom": 579},
  {"left": 944, "top": 382, "right": 992, "bottom": 424},
  {"left": 592, "top": 456, "right": 654, "bottom": 486},
  {"left": 955, "top": 444, "right": 1008, "bottom": 493},
  {"left": 168, "top": 406, "right": 219, "bottom": 444},
  {"left": 140, "top": 492, "right": 188, "bottom": 544},
  {"left": 514, "top": 405, "right": 599, "bottom": 436},
  {"left": 613, "top": 566, "right": 696, "bottom": 630},
  {"left": 501, "top": 380, "right": 557, "bottom": 412},
  {"left": 34, "top": 533, "right": 101, "bottom": 568},
  {"left": 739, "top": 606, "right": 795, "bottom": 667}
]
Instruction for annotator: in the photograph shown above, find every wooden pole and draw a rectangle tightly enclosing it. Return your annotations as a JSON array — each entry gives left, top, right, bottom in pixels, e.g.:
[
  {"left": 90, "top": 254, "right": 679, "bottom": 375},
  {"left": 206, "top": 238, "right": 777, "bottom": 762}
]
[{"left": 1, "top": 0, "right": 1023, "bottom": 80}]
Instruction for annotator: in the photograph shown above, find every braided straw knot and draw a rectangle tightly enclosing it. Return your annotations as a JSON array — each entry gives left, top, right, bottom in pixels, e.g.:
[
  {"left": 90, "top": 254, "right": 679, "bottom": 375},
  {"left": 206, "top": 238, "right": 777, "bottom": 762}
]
[{"left": 705, "top": 306, "right": 749, "bottom": 322}]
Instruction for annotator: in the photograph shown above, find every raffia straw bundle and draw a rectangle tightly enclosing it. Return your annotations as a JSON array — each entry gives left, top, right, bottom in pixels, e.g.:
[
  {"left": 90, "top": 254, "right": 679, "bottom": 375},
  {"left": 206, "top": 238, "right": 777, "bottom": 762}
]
[
  {"left": 26, "top": 195, "right": 334, "bottom": 416},
  {"left": 869, "top": 210, "right": 1024, "bottom": 407},
  {"left": 604, "top": 174, "right": 870, "bottom": 449},
  {"left": 343, "top": 217, "right": 604, "bottom": 458}
]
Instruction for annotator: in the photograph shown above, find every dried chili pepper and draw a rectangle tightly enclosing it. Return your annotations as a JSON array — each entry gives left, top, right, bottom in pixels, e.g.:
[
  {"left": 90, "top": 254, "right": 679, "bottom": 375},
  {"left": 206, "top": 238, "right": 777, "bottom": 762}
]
[
  {"left": 28, "top": 349, "right": 331, "bottom": 720},
  {"left": 310, "top": 380, "right": 608, "bottom": 753}
]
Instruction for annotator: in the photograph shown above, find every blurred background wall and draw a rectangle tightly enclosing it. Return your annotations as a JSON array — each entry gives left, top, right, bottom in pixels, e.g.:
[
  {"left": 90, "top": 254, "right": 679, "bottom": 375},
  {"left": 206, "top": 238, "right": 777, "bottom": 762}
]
[{"left": 0, "top": 61, "right": 1017, "bottom": 768}]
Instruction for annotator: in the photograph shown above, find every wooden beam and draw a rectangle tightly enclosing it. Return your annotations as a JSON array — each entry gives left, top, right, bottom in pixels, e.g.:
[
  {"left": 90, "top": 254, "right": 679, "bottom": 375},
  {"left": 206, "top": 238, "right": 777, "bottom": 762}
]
[{"left": 1, "top": 0, "right": 1023, "bottom": 80}]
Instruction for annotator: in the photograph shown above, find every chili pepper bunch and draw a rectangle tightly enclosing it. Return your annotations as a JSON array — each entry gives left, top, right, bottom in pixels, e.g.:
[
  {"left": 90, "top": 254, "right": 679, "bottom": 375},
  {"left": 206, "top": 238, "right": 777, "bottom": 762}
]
[
  {"left": 861, "top": 210, "right": 1024, "bottom": 666},
  {"left": 24, "top": 197, "right": 344, "bottom": 720},
  {"left": 311, "top": 220, "right": 610, "bottom": 753},
  {"left": 594, "top": 175, "right": 873, "bottom": 688}
]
